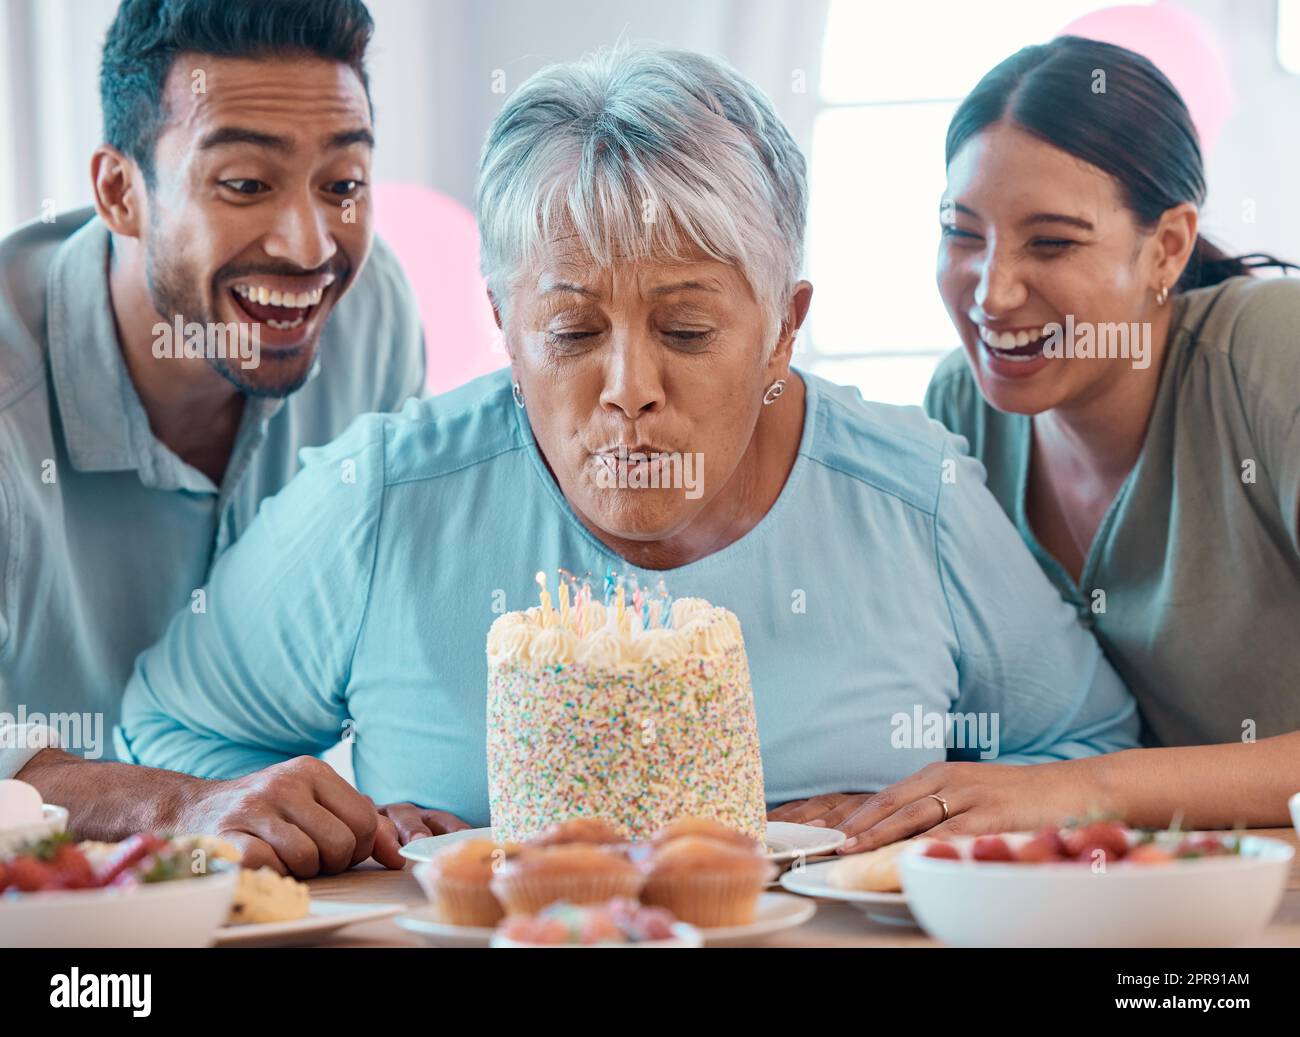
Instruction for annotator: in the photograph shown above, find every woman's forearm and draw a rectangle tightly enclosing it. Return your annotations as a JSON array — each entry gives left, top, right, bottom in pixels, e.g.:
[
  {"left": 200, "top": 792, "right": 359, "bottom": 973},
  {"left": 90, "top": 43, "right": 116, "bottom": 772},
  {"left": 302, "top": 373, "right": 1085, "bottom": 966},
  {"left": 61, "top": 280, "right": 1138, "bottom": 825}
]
[{"left": 1082, "top": 732, "right": 1300, "bottom": 829}]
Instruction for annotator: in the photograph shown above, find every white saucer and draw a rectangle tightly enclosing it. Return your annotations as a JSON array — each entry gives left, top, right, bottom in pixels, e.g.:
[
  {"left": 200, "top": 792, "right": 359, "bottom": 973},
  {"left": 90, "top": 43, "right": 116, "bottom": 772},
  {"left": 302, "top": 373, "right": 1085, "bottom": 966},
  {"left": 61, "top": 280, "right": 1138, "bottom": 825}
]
[
  {"left": 214, "top": 901, "right": 405, "bottom": 947},
  {"left": 395, "top": 892, "right": 814, "bottom": 947},
  {"left": 400, "top": 822, "right": 846, "bottom": 864},
  {"left": 779, "top": 859, "right": 916, "bottom": 927}
]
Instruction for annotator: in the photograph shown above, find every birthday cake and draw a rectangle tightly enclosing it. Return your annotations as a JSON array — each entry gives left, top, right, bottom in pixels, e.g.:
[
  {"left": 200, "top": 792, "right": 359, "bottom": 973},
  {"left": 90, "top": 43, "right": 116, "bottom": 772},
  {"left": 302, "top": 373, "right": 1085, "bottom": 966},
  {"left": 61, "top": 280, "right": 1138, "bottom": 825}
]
[{"left": 485, "top": 577, "right": 767, "bottom": 843}]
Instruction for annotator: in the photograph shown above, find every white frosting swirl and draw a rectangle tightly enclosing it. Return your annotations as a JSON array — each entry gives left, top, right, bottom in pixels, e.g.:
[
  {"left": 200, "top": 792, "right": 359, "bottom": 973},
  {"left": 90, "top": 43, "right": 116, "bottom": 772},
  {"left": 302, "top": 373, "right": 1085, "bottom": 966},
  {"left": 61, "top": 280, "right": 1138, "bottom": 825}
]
[
  {"left": 576, "top": 627, "right": 624, "bottom": 669},
  {"left": 638, "top": 628, "right": 688, "bottom": 666},
  {"left": 486, "top": 598, "right": 741, "bottom": 670},
  {"left": 669, "top": 597, "right": 713, "bottom": 627},
  {"left": 681, "top": 614, "right": 735, "bottom": 657},
  {"left": 487, "top": 622, "right": 533, "bottom": 665},
  {"left": 529, "top": 625, "right": 577, "bottom": 667}
]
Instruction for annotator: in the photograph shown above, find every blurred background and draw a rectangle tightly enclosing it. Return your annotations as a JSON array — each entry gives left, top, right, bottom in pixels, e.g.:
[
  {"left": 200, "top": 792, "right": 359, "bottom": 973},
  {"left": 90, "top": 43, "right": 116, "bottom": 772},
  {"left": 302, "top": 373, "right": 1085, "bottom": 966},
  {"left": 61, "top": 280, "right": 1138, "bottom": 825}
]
[{"left": 1, "top": 0, "right": 1295, "bottom": 405}]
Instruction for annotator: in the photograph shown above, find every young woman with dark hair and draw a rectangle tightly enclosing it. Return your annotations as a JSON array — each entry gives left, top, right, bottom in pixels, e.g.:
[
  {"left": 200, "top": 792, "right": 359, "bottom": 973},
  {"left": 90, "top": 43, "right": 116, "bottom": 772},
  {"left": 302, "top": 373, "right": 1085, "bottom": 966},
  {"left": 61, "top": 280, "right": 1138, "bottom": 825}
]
[{"left": 791, "top": 37, "right": 1300, "bottom": 852}]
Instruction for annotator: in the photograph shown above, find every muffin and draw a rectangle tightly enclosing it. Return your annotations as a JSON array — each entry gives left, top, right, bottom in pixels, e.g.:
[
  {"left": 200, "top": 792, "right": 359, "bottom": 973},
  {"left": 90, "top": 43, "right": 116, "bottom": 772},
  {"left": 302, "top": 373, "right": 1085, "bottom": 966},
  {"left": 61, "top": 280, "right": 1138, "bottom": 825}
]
[
  {"left": 528, "top": 818, "right": 624, "bottom": 848},
  {"left": 414, "top": 839, "right": 513, "bottom": 927},
  {"left": 490, "top": 845, "right": 643, "bottom": 915},
  {"left": 640, "top": 835, "right": 775, "bottom": 927},
  {"left": 649, "top": 816, "right": 762, "bottom": 852}
]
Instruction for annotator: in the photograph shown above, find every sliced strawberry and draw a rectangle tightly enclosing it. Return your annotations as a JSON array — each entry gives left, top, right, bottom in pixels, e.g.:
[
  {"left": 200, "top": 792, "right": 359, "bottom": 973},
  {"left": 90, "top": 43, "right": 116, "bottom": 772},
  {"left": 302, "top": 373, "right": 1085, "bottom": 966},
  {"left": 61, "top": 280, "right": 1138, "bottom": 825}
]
[{"left": 95, "top": 833, "right": 168, "bottom": 886}]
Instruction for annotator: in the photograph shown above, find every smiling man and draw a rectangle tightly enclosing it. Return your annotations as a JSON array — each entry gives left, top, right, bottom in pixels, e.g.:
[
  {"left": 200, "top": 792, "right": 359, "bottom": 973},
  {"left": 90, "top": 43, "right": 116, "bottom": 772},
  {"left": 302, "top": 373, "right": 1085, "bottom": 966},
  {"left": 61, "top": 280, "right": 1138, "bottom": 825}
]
[{"left": 0, "top": 0, "right": 430, "bottom": 872}]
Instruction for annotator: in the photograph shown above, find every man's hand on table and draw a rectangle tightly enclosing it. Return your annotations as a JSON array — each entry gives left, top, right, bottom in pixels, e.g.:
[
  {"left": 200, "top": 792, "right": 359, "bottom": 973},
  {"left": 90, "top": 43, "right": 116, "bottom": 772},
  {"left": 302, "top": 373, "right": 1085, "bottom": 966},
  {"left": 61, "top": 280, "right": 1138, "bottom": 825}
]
[
  {"left": 378, "top": 802, "right": 472, "bottom": 844},
  {"left": 17, "top": 750, "right": 408, "bottom": 877},
  {"left": 769, "top": 760, "right": 1112, "bottom": 854},
  {"left": 175, "top": 756, "right": 409, "bottom": 877}
]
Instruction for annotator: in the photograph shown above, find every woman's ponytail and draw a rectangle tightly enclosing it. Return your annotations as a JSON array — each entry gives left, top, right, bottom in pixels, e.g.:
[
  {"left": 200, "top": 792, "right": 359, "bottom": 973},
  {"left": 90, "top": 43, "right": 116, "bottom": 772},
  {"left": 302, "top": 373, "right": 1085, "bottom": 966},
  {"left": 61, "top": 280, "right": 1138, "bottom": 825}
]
[{"left": 1176, "top": 236, "right": 1299, "bottom": 292}]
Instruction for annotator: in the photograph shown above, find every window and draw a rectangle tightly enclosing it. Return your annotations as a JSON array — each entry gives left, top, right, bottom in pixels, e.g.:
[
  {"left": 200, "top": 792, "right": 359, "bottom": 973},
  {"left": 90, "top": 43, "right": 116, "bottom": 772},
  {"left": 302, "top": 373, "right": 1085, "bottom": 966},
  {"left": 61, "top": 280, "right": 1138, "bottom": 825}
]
[
  {"left": 1280, "top": 0, "right": 1300, "bottom": 73},
  {"left": 801, "top": 0, "right": 1152, "bottom": 405}
]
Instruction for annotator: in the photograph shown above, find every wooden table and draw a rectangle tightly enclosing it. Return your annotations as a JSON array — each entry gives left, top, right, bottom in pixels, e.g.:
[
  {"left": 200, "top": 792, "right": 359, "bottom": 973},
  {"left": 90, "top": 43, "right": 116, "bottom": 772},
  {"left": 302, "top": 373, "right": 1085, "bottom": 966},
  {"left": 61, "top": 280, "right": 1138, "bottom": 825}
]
[{"left": 306, "top": 827, "right": 1300, "bottom": 948}]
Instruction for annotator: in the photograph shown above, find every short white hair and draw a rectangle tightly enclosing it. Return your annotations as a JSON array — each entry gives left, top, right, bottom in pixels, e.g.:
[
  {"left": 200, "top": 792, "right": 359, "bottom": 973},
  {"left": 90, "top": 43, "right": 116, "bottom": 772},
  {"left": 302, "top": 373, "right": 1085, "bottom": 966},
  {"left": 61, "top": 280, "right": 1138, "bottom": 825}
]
[{"left": 475, "top": 46, "right": 807, "bottom": 343}]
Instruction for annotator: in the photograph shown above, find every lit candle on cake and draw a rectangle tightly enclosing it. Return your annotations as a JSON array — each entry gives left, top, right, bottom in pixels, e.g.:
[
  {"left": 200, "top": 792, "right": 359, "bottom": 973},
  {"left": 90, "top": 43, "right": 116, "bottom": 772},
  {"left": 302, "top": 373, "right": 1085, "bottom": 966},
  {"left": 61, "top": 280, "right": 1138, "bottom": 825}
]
[
  {"left": 558, "top": 577, "right": 570, "bottom": 626},
  {"left": 535, "top": 570, "right": 552, "bottom": 626}
]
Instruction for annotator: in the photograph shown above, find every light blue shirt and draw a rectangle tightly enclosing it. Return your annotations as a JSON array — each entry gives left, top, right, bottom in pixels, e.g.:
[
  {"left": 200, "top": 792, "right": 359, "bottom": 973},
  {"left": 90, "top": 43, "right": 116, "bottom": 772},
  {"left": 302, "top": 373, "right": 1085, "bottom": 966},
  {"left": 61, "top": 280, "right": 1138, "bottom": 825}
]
[
  {"left": 0, "top": 210, "right": 425, "bottom": 778},
  {"left": 117, "top": 369, "right": 1139, "bottom": 818}
]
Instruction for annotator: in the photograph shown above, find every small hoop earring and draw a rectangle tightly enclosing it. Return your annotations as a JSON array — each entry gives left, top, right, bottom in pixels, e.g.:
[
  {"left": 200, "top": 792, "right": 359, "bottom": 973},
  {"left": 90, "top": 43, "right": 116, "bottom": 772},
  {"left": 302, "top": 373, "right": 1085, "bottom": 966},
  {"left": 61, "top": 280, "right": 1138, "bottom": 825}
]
[
  {"left": 762, "top": 378, "right": 787, "bottom": 406},
  {"left": 512, "top": 381, "right": 525, "bottom": 409},
  {"left": 1155, "top": 284, "right": 1169, "bottom": 306}
]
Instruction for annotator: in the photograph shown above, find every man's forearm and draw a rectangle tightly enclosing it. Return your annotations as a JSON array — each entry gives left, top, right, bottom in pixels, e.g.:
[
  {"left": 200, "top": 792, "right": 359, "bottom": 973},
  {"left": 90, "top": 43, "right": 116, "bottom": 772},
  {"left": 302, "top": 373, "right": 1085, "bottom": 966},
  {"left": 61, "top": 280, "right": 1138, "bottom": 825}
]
[
  {"left": 15, "top": 748, "right": 207, "bottom": 841},
  {"left": 1083, "top": 732, "right": 1300, "bottom": 829}
]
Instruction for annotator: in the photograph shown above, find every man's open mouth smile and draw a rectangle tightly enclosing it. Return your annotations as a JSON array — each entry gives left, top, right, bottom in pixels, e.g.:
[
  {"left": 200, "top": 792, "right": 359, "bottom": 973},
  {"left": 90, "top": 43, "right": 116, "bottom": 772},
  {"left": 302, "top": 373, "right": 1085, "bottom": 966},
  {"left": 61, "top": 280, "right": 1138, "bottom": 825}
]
[{"left": 227, "top": 273, "right": 338, "bottom": 347}]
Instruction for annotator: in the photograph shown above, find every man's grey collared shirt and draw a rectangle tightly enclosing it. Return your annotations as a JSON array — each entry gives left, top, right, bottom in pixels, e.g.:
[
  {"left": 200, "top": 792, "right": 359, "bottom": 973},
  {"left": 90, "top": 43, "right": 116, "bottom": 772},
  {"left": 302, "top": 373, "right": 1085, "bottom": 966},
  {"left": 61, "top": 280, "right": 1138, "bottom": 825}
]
[{"left": 0, "top": 209, "right": 425, "bottom": 774}]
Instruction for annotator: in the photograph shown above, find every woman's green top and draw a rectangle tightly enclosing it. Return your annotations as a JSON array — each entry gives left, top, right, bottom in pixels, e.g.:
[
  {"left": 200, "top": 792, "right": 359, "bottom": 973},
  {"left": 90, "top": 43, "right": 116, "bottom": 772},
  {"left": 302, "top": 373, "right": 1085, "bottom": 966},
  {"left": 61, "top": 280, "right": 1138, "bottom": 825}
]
[{"left": 925, "top": 276, "right": 1300, "bottom": 747}]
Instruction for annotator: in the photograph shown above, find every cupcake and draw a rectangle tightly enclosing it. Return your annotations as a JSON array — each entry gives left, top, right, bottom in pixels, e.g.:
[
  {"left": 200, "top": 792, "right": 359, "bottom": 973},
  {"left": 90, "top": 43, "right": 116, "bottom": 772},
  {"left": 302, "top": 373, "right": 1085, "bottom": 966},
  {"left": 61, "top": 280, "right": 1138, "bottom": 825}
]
[
  {"left": 490, "top": 845, "right": 643, "bottom": 915},
  {"left": 528, "top": 817, "right": 624, "bottom": 848},
  {"left": 414, "top": 839, "right": 513, "bottom": 927},
  {"left": 639, "top": 836, "right": 775, "bottom": 927},
  {"left": 649, "top": 816, "right": 762, "bottom": 852}
]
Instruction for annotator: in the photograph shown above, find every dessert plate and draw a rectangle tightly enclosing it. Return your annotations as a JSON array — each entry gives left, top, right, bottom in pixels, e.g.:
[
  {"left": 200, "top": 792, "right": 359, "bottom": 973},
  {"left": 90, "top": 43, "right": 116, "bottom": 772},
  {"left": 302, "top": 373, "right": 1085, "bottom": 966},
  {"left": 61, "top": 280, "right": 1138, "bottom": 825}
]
[
  {"left": 395, "top": 893, "right": 814, "bottom": 947},
  {"left": 214, "top": 901, "right": 405, "bottom": 947},
  {"left": 400, "top": 822, "right": 846, "bottom": 864},
  {"left": 779, "top": 860, "right": 916, "bottom": 927}
]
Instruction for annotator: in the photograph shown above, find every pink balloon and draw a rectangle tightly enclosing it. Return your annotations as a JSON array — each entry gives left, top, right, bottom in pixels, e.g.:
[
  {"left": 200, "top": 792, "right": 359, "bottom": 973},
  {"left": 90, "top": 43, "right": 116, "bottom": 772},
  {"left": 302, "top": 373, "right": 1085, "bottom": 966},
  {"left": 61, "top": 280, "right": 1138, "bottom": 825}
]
[
  {"left": 371, "top": 182, "right": 506, "bottom": 395},
  {"left": 1060, "top": 3, "right": 1235, "bottom": 156}
]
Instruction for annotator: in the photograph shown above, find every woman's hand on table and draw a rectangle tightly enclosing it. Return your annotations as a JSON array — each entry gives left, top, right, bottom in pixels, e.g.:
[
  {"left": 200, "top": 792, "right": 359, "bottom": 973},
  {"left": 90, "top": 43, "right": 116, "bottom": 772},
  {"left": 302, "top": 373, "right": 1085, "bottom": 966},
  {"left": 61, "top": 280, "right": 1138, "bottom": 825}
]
[
  {"left": 377, "top": 802, "right": 472, "bottom": 845},
  {"left": 770, "top": 759, "right": 1113, "bottom": 854}
]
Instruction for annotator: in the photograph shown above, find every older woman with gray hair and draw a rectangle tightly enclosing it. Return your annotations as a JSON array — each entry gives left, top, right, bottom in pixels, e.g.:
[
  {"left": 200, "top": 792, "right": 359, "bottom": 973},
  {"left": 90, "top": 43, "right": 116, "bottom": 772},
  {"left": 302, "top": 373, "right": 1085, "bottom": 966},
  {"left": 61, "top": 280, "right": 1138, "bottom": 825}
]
[{"left": 118, "top": 47, "right": 1138, "bottom": 877}]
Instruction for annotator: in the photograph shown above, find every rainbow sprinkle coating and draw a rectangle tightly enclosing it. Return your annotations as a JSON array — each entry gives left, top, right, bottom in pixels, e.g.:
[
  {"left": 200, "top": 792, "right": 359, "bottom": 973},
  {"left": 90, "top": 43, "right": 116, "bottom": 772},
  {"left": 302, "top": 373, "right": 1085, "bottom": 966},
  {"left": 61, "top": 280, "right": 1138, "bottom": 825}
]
[{"left": 485, "top": 602, "right": 766, "bottom": 842}]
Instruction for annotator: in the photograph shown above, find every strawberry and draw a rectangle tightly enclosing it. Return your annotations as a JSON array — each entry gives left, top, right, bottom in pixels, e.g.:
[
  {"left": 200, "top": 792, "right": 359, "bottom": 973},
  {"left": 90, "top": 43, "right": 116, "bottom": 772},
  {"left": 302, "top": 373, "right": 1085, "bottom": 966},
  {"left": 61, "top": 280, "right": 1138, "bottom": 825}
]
[
  {"left": 1061, "top": 821, "right": 1130, "bottom": 861},
  {"left": 1125, "top": 843, "right": 1175, "bottom": 864},
  {"left": 49, "top": 844, "right": 96, "bottom": 889},
  {"left": 6, "top": 854, "right": 55, "bottom": 892},
  {"left": 1017, "top": 828, "right": 1068, "bottom": 862},
  {"left": 922, "top": 841, "right": 961, "bottom": 860},
  {"left": 971, "top": 836, "right": 1015, "bottom": 862}
]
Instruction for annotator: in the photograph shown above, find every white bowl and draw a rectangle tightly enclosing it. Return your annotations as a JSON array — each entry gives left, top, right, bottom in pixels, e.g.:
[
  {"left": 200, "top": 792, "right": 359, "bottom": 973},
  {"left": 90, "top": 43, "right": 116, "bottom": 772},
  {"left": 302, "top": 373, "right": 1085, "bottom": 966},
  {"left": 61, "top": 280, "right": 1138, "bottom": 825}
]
[
  {"left": 0, "top": 864, "right": 239, "bottom": 948},
  {"left": 0, "top": 804, "right": 68, "bottom": 856},
  {"left": 899, "top": 832, "right": 1293, "bottom": 948},
  {"left": 490, "top": 921, "right": 702, "bottom": 948}
]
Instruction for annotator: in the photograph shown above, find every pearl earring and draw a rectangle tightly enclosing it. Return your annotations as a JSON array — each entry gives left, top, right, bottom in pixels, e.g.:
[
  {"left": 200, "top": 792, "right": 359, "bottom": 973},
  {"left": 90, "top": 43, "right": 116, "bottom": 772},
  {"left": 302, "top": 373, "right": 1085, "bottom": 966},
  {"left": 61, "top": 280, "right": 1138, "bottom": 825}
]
[{"left": 1155, "top": 284, "right": 1169, "bottom": 306}]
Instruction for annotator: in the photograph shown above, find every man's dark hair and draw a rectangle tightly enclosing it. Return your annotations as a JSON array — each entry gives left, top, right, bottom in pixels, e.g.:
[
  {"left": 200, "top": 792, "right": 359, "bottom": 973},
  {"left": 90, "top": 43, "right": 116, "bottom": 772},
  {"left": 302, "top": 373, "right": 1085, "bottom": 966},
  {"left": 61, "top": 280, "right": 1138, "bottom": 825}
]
[{"left": 100, "top": 0, "right": 374, "bottom": 184}]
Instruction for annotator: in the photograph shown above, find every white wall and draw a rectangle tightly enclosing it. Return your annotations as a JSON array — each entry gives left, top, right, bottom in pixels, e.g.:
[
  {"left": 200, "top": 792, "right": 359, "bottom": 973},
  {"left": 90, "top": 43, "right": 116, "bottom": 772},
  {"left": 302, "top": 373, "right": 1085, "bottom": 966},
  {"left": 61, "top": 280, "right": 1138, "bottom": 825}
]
[
  {"left": 2, "top": 0, "right": 1295, "bottom": 260},
  {"left": 364, "top": 0, "right": 828, "bottom": 207},
  {"left": 1182, "top": 0, "right": 1300, "bottom": 260}
]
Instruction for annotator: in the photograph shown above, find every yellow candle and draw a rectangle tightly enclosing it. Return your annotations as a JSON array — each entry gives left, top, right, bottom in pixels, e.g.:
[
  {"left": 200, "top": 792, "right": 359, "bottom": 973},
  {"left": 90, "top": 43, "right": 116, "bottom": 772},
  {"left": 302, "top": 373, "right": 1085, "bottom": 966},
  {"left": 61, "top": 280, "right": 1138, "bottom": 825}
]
[
  {"left": 615, "top": 583, "right": 625, "bottom": 624},
  {"left": 535, "top": 570, "right": 552, "bottom": 626},
  {"left": 558, "top": 579, "right": 570, "bottom": 626}
]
